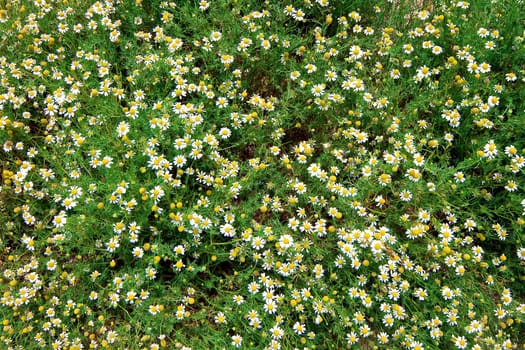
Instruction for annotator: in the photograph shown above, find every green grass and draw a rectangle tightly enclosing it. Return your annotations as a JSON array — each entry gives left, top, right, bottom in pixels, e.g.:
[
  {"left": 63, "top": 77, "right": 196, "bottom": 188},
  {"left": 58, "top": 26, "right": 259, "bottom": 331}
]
[{"left": 0, "top": 0, "right": 524, "bottom": 349}]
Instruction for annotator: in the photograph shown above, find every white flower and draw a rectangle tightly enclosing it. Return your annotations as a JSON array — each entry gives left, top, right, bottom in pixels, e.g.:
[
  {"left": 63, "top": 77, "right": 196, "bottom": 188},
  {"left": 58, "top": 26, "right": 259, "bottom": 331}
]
[
  {"left": 293, "top": 322, "right": 305, "bottom": 335},
  {"left": 454, "top": 335, "right": 468, "bottom": 349},
  {"left": 52, "top": 211, "right": 67, "bottom": 228},
  {"left": 399, "top": 190, "right": 412, "bottom": 202},
  {"left": 173, "top": 155, "right": 187, "bottom": 168},
  {"left": 220, "top": 223, "right": 236, "bottom": 237},
  {"left": 279, "top": 234, "right": 294, "bottom": 249},
  {"left": 483, "top": 140, "right": 498, "bottom": 159},
  {"left": 454, "top": 171, "right": 466, "bottom": 183},
  {"left": 132, "top": 247, "right": 144, "bottom": 258},
  {"left": 210, "top": 31, "right": 222, "bottom": 41},
  {"left": 290, "top": 70, "right": 300, "bottom": 80},
  {"left": 504, "top": 180, "right": 518, "bottom": 192},
  {"left": 231, "top": 335, "right": 242, "bottom": 347},
  {"left": 517, "top": 247, "right": 525, "bottom": 261},
  {"left": 106, "top": 331, "right": 117, "bottom": 344},
  {"left": 46, "top": 259, "right": 57, "bottom": 271},
  {"left": 218, "top": 127, "right": 231, "bottom": 139},
  {"left": 264, "top": 300, "right": 277, "bottom": 314},
  {"left": 214, "top": 312, "right": 227, "bottom": 324}
]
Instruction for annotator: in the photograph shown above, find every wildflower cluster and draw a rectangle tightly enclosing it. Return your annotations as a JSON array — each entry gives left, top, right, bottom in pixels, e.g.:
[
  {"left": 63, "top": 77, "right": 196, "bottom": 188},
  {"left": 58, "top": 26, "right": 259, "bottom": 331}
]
[{"left": 0, "top": 0, "right": 524, "bottom": 349}]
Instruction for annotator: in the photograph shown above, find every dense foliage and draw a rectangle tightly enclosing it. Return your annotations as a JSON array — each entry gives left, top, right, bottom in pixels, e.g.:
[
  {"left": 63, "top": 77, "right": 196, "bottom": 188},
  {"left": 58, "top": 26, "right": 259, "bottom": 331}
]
[{"left": 0, "top": 0, "right": 524, "bottom": 349}]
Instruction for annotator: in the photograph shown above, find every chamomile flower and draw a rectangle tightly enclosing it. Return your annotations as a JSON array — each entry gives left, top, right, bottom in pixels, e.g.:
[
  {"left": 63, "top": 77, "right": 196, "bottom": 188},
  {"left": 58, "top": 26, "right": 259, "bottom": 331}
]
[
  {"left": 517, "top": 247, "right": 525, "bottom": 261},
  {"left": 399, "top": 190, "right": 412, "bottom": 202},
  {"left": 504, "top": 180, "right": 518, "bottom": 192}
]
